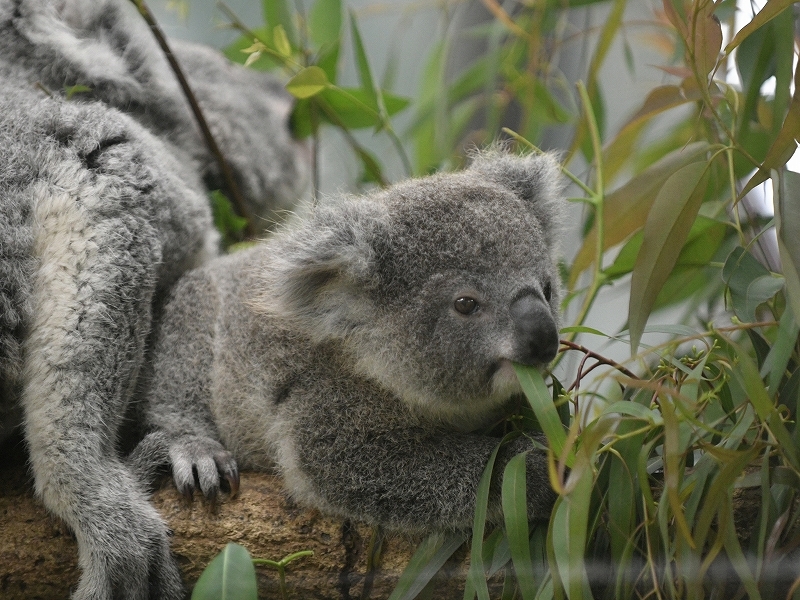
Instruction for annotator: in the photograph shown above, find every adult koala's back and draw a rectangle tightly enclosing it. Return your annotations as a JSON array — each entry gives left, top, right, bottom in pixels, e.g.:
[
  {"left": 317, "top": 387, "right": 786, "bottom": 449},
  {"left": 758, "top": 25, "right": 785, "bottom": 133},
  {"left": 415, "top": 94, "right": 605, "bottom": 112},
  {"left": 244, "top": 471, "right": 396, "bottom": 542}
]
[
  {"left": 141, "top": 150, "right": 564, "bottom": 530},
  {"left": 0, "top": 1, "right": 307, "bottom": 597}
]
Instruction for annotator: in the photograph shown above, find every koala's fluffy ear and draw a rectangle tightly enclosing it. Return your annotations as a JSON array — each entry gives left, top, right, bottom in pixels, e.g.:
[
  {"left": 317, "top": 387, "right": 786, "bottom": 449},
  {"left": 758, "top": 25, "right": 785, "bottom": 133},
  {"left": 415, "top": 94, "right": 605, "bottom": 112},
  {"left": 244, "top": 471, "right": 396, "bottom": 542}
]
[
  {"left": 467, "top": 148, "right": 564, "bottom": 250},
  {"left": 250, "top": 198, "right": 386, "bottom": 341}
]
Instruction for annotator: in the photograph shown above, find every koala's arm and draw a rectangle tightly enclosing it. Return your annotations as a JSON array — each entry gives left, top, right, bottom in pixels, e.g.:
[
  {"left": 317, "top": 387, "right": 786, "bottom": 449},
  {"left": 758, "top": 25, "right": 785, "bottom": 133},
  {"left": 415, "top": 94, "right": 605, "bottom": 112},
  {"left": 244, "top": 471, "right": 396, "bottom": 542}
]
[
  {"left": 134, "top": 269, "right": 239, "bottom": 499},
  {"left": 284, "top": 388, "right": 555, "bottom": 530}
]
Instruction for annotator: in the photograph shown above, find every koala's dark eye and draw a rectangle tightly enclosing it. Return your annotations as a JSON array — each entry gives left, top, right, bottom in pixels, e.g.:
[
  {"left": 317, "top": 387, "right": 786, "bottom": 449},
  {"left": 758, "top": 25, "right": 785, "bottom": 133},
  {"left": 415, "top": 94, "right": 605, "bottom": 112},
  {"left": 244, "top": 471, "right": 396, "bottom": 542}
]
[
  {"left": 454, "top": 297, "right": 479, "bottom": 315},
  {"left": 543, "top": 281, "right": 552, "bottom": 302}
]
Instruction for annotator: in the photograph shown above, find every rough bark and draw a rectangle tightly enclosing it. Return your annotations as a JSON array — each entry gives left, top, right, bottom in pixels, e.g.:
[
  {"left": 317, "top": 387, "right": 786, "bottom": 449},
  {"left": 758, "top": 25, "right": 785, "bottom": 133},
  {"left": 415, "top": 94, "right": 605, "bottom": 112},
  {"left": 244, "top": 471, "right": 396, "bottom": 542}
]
[{"left": 0, "top": 438, "right": 471, "bottom": 600}]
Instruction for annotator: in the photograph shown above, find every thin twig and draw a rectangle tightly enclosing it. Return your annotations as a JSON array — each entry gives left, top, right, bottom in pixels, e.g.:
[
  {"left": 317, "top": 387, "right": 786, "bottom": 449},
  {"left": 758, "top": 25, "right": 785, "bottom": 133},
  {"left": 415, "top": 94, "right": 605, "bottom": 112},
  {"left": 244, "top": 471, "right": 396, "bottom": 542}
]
[
  {"left": 560, "top": 339, "right": 639, "bottom": 385},
  {"left": 130, "top": 0, "right": 255, "bottom": 238}
]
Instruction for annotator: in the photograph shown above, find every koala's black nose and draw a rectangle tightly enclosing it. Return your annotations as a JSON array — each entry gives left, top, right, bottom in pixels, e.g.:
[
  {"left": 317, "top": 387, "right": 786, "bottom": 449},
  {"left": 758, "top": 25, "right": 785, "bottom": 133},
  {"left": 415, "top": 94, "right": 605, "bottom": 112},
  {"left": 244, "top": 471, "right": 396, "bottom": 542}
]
[{"left": 510, "top": 295, "right": 559, "bottom": 365}]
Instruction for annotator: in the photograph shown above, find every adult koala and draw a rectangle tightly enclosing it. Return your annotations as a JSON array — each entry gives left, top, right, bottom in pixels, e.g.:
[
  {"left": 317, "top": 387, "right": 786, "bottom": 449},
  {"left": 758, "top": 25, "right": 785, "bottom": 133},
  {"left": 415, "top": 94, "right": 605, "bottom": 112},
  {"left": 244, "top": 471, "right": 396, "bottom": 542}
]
[
  {"left": 138, "top": 150, "right": 562, "bottom": 531},
  {"left": 0, "top": 0, "right": 307, "bottom": 597}
]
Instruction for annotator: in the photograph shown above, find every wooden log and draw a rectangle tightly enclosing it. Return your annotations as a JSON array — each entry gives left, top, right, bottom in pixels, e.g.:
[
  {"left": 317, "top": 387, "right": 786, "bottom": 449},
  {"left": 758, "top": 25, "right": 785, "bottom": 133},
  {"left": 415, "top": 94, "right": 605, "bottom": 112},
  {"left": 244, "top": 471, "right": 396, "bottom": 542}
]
[{"left": 0, "top": 438, "right": 470, "bottom": 599}]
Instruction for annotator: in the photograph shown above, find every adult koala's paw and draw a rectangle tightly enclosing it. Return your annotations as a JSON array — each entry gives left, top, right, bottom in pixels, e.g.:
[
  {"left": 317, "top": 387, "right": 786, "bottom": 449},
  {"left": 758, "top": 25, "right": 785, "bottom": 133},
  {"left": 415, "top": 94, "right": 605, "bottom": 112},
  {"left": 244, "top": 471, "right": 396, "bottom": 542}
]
[
  {"left": 71, "top": 466, "right": 184, "bottom": 600},
  {"left": 169, "top": 435, "right": 240, "bottom": 501}
]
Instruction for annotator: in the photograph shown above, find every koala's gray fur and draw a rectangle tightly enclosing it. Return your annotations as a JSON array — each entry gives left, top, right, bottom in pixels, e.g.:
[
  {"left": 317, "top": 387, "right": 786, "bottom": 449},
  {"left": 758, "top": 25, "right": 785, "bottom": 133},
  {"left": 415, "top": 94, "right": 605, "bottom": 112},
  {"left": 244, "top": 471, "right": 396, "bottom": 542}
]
[
  {"left": 137, "top": 150, "right": 563, "bottom": 532},
  {"left": 0, "top": 0, "right": 307, "bottom": 597}
]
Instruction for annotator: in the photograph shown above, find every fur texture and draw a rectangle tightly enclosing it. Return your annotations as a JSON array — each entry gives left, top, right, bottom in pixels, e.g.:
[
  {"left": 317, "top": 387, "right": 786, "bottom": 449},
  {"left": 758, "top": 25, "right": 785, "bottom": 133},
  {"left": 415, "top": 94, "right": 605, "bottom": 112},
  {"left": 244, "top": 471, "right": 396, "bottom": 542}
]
[
  {"left": 138, "top": 151, "right": 563, "bottom": 531},
  {"left": 0, "top": 0, "right": 307, "bottom": 597}
]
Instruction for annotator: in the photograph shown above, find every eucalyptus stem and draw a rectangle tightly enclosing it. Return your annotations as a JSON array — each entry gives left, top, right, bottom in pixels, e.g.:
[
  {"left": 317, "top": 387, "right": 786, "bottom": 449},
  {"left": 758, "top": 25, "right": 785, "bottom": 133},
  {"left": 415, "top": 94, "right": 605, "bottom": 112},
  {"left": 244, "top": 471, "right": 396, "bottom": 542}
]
[
  {"left": 563, "top": 82, "right": 607, "bottom": 345},
  {"left": 130, "top": 0, "right": 255, "bottom": 238}
]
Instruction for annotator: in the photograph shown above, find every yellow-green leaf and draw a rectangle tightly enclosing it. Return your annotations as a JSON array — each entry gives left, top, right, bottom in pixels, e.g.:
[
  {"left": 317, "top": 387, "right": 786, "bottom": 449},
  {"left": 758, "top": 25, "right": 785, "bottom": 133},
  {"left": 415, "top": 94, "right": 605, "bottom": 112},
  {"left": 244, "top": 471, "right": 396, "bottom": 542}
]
[
  {"left": 570, "top": 142, "right": 710, "bottom": 287},
  {"left": 724, "top": 0, "right": 796, "bottom": 54},
  {"left": 272, "top": 24, "right": 291, "bottom": 58},
  {"left": 286, "top": 66, "right": 329, "bottom": 99},
  {"left": 629, "top": 161, "right": 708, "bottom": 354}
]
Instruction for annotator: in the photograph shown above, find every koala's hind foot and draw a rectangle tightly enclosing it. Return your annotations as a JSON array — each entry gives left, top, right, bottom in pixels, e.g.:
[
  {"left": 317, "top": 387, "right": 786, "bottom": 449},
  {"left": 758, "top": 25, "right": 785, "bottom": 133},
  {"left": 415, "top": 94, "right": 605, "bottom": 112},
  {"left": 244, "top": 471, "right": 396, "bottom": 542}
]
[
  {"left": 52, "top": 462, "right": 184, "bottom": 600},
  {"left": 131, "top": 430, "right": 240, "bottom": 501}
]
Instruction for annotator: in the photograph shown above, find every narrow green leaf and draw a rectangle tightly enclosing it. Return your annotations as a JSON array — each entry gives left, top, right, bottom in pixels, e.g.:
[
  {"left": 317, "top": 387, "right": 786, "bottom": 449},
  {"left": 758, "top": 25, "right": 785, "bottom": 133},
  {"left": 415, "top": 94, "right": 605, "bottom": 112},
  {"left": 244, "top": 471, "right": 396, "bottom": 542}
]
[
  {"left": 263, "top": 0, "right": 297, "bottom": 49},
  {"left": 502, "top": 453, "right": 536, "bottom": 600},
  {"left": 598, "top": 401, "right": 663, "bottom": 426},
  {"left": 762, "top": 305, "right": 798, "bottom": 395},
  {"left": 570, "top": 142, "right": 711, "bottom": 287},
  {"left": 722, "top": 247, "right": 783, "bottom": 322},
  {"left": 191, "top": 543, "right": 257, "bottom": 600},
  {"left": 272, "top": 24, "right": 291, "bottom": 58},
  {"left": 349, "top": 10, "right": 377, "bottom": 105},
  {"left": 286, "top": 66, "right": 329, "bottom": 99},
  {"left": 513, "top": 365, "right": 573, "bottom": 468},
  {"left": 629, "top": 161, "right": 709, "bottom": 354},
  {"left": 308, "top": 0, "right": 342, "bottom": 81},
  {"left": 774, "top": 169, "right": 800, "bottom": 320},
  {"left": 724, "top": 0, "right": 795, "bottom": 53},
  {"left": 308, "top": 0, "right": 342, "bottom": 47},
  {"left": 466, "top": 438, "right": 513, "bottom": 600},
  {"left": 559, "top": 325, "right": 612, "bottom": 338},
  {"left": 313, "top": 87, "right": 409, "bottom": 130},
  {"left": 551, "top": 468, "right": 592, "bottom": 600},
  {"left": 388, "top": 532, "right": 467, "bottom": 600},
  {"left": 723, "top": 339, "right": 800, "bottom": 471}
]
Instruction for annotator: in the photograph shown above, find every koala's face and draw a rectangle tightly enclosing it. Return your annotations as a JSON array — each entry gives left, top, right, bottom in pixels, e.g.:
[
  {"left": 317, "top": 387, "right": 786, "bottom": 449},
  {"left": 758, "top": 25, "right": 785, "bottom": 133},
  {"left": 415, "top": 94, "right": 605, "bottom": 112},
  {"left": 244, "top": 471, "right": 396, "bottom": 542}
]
[
  {"left": 258, "top": 151, "right": 563, "bottom": 430},
  {"left": 353, "top": 172, "right": 561, "bottom": 428}
]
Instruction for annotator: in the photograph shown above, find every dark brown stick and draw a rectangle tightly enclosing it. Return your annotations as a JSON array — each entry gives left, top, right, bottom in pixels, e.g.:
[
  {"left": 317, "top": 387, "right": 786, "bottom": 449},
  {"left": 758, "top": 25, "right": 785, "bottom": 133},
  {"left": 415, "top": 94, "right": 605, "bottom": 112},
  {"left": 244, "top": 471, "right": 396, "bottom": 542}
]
[{"left": 130, "top": 0, "right": 256, "bottom": 239}]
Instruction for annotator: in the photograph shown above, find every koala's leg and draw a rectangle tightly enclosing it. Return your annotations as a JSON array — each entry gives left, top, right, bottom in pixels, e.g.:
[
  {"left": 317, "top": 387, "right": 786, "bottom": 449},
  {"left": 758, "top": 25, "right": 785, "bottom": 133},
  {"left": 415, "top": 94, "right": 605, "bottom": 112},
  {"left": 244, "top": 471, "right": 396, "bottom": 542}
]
[
  {"left": 284, "top": 393, "right": 556, "bottom": 531},
  {"left": 132, "top": 270, "right": 238, "bottom": 501},
  {"left": 22, "top": 181, "right": 183, "bottom": 599}
]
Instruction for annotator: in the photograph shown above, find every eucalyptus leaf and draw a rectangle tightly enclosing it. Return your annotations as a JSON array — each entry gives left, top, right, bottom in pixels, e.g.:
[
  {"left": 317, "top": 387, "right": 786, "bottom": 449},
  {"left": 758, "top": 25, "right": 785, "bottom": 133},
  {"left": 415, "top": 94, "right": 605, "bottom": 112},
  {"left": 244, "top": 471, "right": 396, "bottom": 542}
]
[
  {"left": 191, "top": 543, "right": 257, "bottom": 600},
  {"left": 629, "top": 161, "right": 709, "bottom": 354},
  {"left": 502, "top": 453, "right": 536, "bottom": 600},
  {"left": 286, "top": 66, "right": 329, "bottom": 99},
  {"left": 722, "top": 246, "right": 783, "bottom": 323}
]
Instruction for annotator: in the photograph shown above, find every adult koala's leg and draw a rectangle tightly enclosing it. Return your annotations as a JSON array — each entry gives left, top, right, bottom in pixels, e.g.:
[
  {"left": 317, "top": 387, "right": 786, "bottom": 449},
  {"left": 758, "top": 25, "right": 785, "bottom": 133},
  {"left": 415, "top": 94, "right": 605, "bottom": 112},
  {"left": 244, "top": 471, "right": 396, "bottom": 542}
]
[{"left": 19, "top": 106, "right": 210, "bottom": 600}]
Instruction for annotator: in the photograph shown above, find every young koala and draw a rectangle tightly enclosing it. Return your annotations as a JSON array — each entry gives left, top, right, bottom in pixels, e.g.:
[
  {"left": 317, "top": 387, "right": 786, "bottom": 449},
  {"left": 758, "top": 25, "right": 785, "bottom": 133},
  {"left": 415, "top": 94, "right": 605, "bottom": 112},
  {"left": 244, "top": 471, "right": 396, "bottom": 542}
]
[
  {"left": 0, "top": 0, "right": 307, "bottom": 597},
  {"left": 138, "top": 150, "right": 563, "bottom": 530}
]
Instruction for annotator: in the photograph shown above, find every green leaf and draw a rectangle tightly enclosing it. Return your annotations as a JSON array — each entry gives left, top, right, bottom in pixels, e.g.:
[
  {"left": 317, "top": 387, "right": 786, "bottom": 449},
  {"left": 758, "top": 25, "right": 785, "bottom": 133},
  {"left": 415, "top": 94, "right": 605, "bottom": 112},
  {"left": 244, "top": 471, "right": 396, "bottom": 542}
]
[
  {"left": 722, "top": 246, "right": 783, "bottom": 322},
  {"left": 570, "top": 142, "right": 711, "bottom": 287},
  {"left": 210, "top": 190, "right": 247, "bottom": 247},
  {"left": 598, "top": 401, "right": 663, "bottom": 426},
  {"left": 466, "top": 438, "right": 514, "bottom": 600},
  {"left": 224, "top": 30, "right": 278, "bottom": 70},
  {"left": 286, "top": 66, "right": 329, "bottom": 99},
  {"left": 724, "top": 0, "right": 795, "bottom": 53},
  {"left": 723, "top": 339, "right": 800, "bottom": 471},
  {"left": 191, "top": 543, "right": 257, "bottom": 600},
  {"left": 513, "top": 365, "right": 573, "bottom": 468},
  {"left": 602, "top": 84, "right": 703, "bottom": 183},
  {"left": 559, "top": 325, "right": 612, "bottom": 338},
  {"left": 308, "top": 0, "right": 342, "bottom": 47},
  {"left": 308, "top": 0, "right": 342, "bottom": 82},
  {"left": 263, "top": 0, "right": 297, "bottom": 50},
  {"left": 774, "top": 169, "right": 800, "bottom": 320},
  {"left": 315, "top": 87, "right": 409, "bottom": 129},
  {"left": 502, "top": 453, "right": 536, "bottom": 600},
  {"left": 388, "top": 532, "right": 467, "bottom": 600},
  {"left": 272, "top": 24, "right": 291, "bottom": 58},
  {"left": 64, "top": 84, "right": 91, "bottom": 100},
  {"left": 762, "top": 305, "right": 799, "bottom": 395},
  {"left": 349, "top": 10, "right": 377, "bottom": 105},
  {"left": 629, "top": 161, "right": 709, "bottom": 354}
]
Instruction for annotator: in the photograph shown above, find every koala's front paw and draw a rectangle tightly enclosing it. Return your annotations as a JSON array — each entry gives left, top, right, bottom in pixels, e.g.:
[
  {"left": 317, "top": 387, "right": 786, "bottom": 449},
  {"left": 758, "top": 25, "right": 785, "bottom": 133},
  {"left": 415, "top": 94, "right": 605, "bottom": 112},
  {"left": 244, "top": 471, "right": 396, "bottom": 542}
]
[
  {"left": 168, "top": 435, "right": 239, "bottom": 501},
  {"left": 71, "top": 467, "right": 184, "bottom": 600}
]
